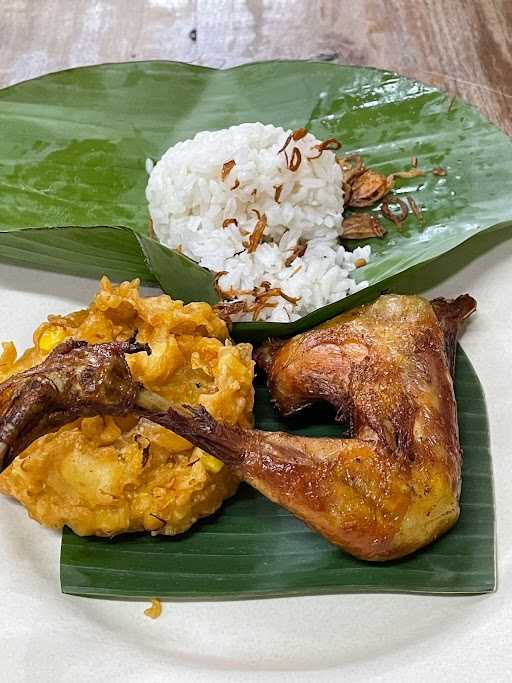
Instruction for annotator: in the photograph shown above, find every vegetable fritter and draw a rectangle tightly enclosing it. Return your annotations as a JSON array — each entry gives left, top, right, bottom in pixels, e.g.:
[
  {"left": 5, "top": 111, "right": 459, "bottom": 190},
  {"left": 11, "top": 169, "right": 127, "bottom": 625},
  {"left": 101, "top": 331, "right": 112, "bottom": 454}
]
[{"left": 0, "top": 278, "right": 254, "bottom": 537}]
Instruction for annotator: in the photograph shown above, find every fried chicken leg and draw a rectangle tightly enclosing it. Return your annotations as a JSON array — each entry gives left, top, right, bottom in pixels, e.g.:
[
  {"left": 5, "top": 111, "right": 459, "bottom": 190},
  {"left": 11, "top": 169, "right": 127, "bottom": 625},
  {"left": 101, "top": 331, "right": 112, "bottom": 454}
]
[
  {"left": 251, "top": 293, "right": 476, "bottom": 559},
  {"left": 144, "top": 294, "right": 476, "bottom": 560},
  {"left": 0, "top": 294, "right": 475, "bottom": 560}
]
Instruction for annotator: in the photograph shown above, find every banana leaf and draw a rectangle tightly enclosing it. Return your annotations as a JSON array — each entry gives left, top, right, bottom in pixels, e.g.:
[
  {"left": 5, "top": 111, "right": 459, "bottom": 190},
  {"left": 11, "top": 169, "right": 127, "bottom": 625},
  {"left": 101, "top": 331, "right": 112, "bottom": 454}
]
[
  {"left": 0, "top": 60, "right": 499, "bottom": 598},
  {"left": 0, "top": 61, "right": 511, "bottom": 341},
  {"left": 60, "top": 348, "right": 495, "bottom": 598},
  {"left": 0, "top": 225, "right": 218, "bottom": 304}
]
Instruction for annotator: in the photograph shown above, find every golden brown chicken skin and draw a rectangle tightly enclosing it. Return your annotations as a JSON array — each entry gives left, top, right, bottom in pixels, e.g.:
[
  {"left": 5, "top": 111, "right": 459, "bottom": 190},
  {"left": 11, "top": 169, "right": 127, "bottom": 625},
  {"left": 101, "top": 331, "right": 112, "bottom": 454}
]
[{"left": 249, "top": 293, "right": 476, "bottom": 560}]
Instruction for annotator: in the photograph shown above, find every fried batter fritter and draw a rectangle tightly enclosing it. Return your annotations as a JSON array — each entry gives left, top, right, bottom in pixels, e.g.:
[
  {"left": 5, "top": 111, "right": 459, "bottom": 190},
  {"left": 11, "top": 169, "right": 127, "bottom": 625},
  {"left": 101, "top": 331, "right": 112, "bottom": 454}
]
[{"left": 0, "top": 278, "right": 254, "bottom": 536}]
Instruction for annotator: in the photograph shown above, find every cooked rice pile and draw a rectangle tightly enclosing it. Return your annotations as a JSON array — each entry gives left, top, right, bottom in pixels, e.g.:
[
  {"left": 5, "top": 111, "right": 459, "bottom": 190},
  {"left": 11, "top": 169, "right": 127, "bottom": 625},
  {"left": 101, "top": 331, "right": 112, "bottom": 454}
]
[
  {"left": 0, "top": 278, "right": 254, "bottom": 537},
  {"left": 146, "top": 122, "right": 370, "bottom": 322}
]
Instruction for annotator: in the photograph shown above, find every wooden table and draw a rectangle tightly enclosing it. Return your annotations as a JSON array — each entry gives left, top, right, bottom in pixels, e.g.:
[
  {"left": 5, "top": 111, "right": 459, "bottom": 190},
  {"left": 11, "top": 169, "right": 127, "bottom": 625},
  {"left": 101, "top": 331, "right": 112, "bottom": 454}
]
[{"left": 2, "top": 0, "right": 511, "bottom": 135}]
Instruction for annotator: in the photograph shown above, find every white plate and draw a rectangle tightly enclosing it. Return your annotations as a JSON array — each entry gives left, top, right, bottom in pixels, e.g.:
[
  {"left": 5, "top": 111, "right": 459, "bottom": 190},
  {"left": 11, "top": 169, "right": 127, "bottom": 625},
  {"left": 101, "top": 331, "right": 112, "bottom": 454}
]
[{"left": 1, "top": 234, "right": 511, "bottom": 681}]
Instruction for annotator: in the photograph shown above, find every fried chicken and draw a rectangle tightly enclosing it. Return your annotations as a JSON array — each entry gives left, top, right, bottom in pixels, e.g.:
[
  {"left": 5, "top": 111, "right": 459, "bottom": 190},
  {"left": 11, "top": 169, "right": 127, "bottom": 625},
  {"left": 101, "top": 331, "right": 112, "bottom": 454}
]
[{"left": 146, "top": 294, "right": 476, "bottom": 560}]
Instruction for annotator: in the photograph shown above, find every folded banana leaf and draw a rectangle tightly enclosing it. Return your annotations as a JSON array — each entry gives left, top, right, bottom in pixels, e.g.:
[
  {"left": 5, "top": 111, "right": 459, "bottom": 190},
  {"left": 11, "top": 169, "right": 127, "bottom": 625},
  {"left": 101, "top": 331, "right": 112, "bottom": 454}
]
[
  {"left": 0, "top": 60, "right": 500, "bottom": 598},
  {"left": 60, "top": 348, "right": 495, "bottom": 599},
  {"left": 0, "top": 61, "right": 511, "bottom": 340}
]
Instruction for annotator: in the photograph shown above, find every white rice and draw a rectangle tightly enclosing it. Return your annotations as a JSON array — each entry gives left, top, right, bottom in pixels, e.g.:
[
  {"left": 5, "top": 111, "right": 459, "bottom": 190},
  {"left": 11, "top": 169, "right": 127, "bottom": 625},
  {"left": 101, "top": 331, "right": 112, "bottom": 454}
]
[{"left": 146, "top": 122, "right": 370, "bottom": 322}]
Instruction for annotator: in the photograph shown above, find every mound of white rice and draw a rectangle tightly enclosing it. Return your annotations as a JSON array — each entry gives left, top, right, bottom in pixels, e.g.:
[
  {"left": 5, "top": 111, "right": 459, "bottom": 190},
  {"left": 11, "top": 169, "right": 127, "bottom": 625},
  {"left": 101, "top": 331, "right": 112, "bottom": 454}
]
[{"left": 146, "top": 122, "right": 370, "bottom": 322}]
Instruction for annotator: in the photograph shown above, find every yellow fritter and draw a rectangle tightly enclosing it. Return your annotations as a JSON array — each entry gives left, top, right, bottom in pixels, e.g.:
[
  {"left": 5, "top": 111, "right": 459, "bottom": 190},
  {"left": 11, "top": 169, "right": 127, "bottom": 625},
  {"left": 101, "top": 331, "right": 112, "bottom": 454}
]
[{"left": 0, "top": 278, "right": 254, "bottom": 537}]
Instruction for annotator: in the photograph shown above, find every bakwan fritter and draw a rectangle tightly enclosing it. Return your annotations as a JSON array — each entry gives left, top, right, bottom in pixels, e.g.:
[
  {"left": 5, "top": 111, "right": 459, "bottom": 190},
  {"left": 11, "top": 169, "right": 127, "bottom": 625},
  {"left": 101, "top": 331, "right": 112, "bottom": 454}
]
[{"left": 0, "top": 278, "right": 254, "bottom": 537}]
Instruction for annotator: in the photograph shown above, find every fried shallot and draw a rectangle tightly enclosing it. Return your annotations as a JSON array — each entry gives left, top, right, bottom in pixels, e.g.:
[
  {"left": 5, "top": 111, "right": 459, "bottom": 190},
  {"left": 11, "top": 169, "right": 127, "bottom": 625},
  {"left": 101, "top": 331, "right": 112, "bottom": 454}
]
[{"left": 342, "top": 213, "right": 386, "bottom": 239}]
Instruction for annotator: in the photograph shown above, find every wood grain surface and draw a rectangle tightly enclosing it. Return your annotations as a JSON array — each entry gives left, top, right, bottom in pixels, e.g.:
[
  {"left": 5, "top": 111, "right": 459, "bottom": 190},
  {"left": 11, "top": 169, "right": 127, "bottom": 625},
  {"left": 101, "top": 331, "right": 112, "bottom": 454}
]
[{"left": 1, "top": 0, "right": 511, "bottom": 134}]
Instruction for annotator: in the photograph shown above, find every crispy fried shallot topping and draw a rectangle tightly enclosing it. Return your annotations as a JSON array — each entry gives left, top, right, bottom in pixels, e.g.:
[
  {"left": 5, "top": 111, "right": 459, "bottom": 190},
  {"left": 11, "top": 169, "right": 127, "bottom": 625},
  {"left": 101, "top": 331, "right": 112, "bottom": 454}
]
[
  {"left": 213, "top": 300, "right": 248, "bottom": 321},
  {"left": 221, "top": 159, "right": 236, "bottom": 180},
  {"left": 278, "top": 129, "right": 341, "bottom": 167},
  {"left": 243, "top": 210, "right": 268, "bottom": 253},
  {"left": 288, "top": 147, "right": 302, "bottom": 171},
  {"left": 213, "top": 273, "right": 301, "bottom": 320},
  {"left": 342, "top": 213, "right": 386, "bottom": 239},
  {"left": 339, "top": 155, "right": 428, "bottom": 224},
  {"left": 292, "top": 127, "right": 308, "bottom": 141},
  {"left": 213, "top": 271, "right": 229, "bottom": 299},
  {"left": 222, "top": 218, "right": 238, "bottom": 229},
  {"left": 247, "top": 286, "right": 299, "bottom": 320},
  {"left": 381, "top": 196, "right": 409, "bottom": 227},
  {"left": 407, "top": 196, "right": 425, "bottom": 227},
  {"left": 278, "top": 128, "right": 346, "bottom": 167},
  {"left": 348, "top": 170, "right": 394, "bottom": 208},
  {"left": 338, "top": 155, "right": 366, "bottom": 184},
  {"left": 258, "top": 287, "right": 300, "bottom": 305},
  {"left": 389, "top": 168, "right": 425, "bottom": 180},
  {"left": 278, "top": 128, "right": 309, "bottom": 160},
  {"left": 308, "top": 137, "right": 342, "bottom": 159},
  {"left": 284, "top": 243, "right": 307, "bottom": 267},
  {"left": 337, "top": 155, "right": 366, "bottom": 204},
  {"left": 273, "top": 184, "right": 283, "bottom": 203},
  {"left": 318, "top": 138, "right": 342, "bottom": 151},
  {"left": 278, "top": 132, "right": 293, "bottom": 155},
  {"left": 250, "top": 300, "right": 277, "bottom": 320}
]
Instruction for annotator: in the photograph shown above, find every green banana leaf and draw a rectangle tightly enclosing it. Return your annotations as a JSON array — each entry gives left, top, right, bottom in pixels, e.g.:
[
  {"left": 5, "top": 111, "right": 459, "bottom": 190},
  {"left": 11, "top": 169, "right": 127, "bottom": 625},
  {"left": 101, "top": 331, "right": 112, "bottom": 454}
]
[
  {"left": 60, "top": 348, "right": 495, "bottom": 599},
  {"left": 0, "top": 225, "right": 218, "bottom": 304},
  {"left": 0, "top": 60, "right": 500, "bottom": 598},
  {"left": 0, "top": 61, "right": 511, "bottom": 341}
]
